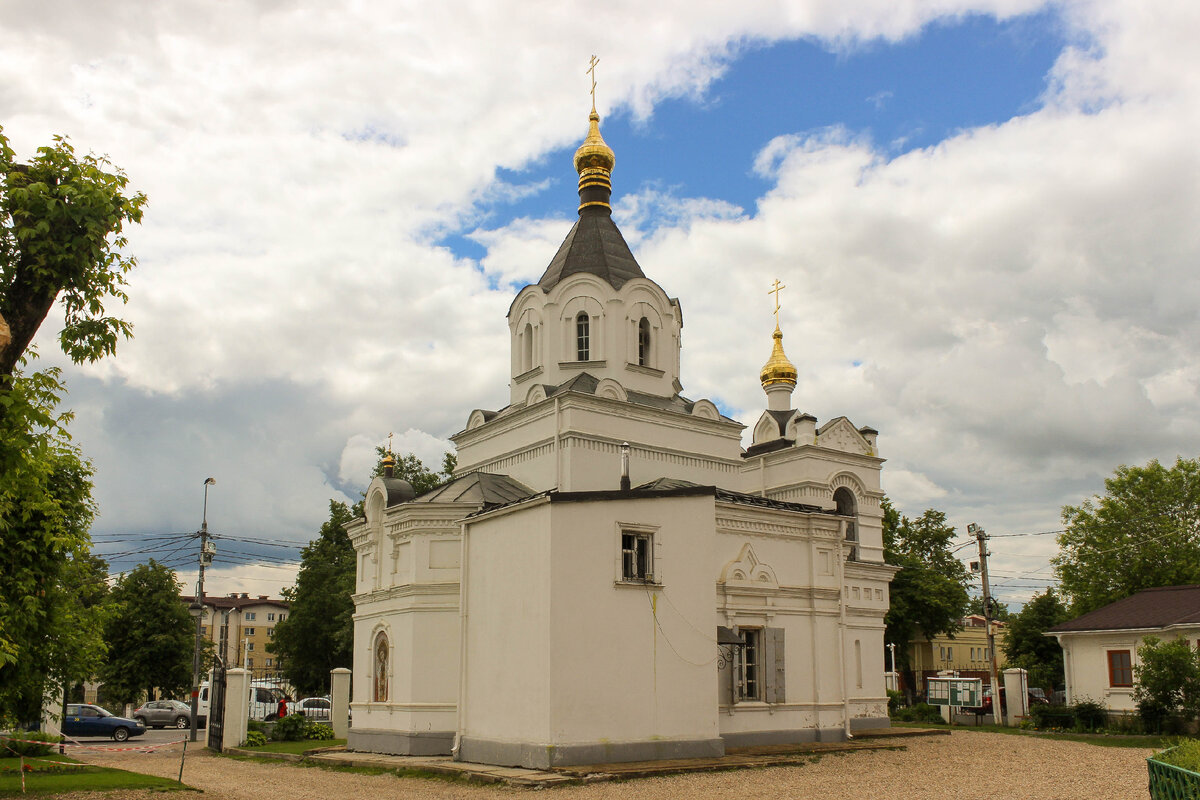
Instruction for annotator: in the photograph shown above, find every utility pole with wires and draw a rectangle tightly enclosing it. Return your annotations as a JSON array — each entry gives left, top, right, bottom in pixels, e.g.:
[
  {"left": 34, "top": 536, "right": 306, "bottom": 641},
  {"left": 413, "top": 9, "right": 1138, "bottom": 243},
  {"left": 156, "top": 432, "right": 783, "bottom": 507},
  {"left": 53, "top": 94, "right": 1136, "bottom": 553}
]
[
  {"left": 969, "top": 522, "right": 1003, "bottom": 725},
  {"left": 189, "top": 478, "right": 217, "bottom": 743}
]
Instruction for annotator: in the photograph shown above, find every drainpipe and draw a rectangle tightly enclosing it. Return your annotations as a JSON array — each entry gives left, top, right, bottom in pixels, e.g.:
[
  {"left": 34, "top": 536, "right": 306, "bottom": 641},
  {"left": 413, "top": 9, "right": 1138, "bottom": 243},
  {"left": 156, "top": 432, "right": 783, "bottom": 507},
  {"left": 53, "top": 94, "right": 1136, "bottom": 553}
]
[
  {"left": 452, "top": 520, "right": 470, "bottom": 760},
  {"left": 554, "top": 397, "right": 562, "bottom": 490},
  {"left": 836, "top": 523, "right": 852, "bottom": 739}
]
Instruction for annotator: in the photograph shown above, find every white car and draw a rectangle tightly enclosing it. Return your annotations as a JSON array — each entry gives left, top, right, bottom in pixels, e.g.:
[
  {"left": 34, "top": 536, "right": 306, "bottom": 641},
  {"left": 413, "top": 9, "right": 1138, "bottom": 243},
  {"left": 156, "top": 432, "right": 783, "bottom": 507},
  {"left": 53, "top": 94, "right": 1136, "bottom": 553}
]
[{"left": 293, "top": 696, "right": 331, "bottom": 720}]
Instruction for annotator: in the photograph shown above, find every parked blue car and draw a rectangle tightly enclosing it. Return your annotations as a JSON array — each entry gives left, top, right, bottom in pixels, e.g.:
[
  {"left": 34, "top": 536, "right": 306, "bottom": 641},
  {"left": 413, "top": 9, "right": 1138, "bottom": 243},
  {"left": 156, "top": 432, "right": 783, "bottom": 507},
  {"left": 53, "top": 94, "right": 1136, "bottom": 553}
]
[{"left": 62, "top": 703, "right": 146, "bottom": 742}]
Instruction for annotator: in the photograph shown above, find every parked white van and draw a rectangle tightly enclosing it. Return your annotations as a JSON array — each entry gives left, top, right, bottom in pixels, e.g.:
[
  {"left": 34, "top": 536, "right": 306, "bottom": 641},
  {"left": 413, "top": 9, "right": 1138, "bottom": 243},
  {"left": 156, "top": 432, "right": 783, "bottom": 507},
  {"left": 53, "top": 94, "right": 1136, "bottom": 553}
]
[{"left": 197, "top": 680, "right": 284, "bottom": 725}]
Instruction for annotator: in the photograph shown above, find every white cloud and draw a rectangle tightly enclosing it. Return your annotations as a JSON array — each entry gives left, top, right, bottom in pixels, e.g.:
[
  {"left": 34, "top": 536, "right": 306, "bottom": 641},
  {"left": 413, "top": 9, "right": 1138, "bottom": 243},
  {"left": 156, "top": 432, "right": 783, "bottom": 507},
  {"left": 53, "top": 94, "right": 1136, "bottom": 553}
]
[{"left": 5, "top": 0, "right": 1199, "bottom": 608}]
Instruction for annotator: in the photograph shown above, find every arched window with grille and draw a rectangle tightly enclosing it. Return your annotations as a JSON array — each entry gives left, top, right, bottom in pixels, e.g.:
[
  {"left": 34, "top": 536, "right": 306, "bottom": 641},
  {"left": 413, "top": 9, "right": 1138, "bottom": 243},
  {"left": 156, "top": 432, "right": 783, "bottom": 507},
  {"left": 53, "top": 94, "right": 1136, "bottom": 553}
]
[
  {"left": 373, "top": 631, "right": 389, "bottom": 702},
  {"left": 576, "top": 312, "right": 590, "bottom": 361},
  {"left": 637, "top": 317, "right": 651, "bottom": 367},
  {"left": 834, "top": 487, "right": 858, "bottom": 561}
]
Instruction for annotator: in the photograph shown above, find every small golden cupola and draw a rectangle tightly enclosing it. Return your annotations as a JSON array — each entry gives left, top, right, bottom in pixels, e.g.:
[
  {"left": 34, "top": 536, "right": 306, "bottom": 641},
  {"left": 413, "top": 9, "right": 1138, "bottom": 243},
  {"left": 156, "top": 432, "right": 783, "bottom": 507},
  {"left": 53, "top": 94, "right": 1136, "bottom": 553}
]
[
  {"left": 573, "top": 56, "right": 615, "bottom": 214},
  {"left": 760, "top": 280, "right": 797, "bottom": 411},
  {"left": 574, "top": 111, "right": 615, "bottom": 214}
]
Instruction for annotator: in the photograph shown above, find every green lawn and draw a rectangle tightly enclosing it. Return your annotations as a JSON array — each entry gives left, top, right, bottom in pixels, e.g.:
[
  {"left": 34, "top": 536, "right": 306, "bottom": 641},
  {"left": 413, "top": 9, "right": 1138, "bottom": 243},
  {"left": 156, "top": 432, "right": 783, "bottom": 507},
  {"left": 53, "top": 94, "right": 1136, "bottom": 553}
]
[
  {"left": 238, "top": 739, "right": 347, "bottom": 755},
  {"left": 0, "top": 756, "right": 188, "bottom": 796},
  {"left": 891, "top": 721, "right": 1173, "bottom": 749}
]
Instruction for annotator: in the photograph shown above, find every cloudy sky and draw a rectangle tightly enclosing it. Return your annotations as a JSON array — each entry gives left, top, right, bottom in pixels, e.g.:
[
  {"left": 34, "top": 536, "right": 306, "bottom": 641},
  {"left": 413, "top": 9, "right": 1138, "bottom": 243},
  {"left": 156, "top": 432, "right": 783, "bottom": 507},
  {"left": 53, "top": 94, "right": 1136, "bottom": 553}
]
[{"left": 3, "top": 1, "right": 1197, "bottom": 609}]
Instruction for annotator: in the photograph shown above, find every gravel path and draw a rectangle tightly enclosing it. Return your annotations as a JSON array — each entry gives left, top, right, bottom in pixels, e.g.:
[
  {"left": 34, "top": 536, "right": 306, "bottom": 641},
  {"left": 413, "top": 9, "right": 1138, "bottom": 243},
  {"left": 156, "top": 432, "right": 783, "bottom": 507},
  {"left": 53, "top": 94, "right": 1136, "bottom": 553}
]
[{"left": 64, "top": 731, "right": 1154, "bottom": 800}]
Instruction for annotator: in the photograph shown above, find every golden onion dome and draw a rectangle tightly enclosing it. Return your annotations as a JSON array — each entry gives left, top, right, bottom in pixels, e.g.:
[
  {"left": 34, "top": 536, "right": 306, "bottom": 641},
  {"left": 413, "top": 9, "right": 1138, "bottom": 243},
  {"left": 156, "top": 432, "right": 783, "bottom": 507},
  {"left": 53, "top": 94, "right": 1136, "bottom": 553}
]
[
  {"left": 760, "top": 326, "right": 798, "bottom": 388},
  {"left": 573, "top": 110, "right": 615, "bottom": 173}
]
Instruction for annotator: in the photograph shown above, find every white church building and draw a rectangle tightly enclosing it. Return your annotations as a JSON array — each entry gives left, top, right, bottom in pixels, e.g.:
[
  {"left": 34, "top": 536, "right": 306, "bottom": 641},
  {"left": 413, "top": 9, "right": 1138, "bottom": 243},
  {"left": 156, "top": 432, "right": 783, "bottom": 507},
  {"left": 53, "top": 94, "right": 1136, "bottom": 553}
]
[{"left": 344, "top": 105, "right": 898, "bottom": 769}]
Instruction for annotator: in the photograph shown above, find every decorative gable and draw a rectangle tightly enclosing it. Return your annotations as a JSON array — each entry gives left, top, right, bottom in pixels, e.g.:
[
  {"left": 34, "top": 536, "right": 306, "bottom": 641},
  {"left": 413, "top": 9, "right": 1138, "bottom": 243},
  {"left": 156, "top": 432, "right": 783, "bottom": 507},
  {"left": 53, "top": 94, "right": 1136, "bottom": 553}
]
[
  {"left": 719, "top": 543, "right": 779, "bottom": 590},
  {"left": 816, "top": 416, "right": 872, "bottom": 456}
]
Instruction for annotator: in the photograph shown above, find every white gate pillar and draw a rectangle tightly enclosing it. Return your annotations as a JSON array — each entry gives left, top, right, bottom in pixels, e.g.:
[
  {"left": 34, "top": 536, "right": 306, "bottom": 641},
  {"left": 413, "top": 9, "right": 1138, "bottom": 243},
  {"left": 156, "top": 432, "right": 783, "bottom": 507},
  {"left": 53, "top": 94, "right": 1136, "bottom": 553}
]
[
  {"left": 222, "top": 668, "right": 251, "bottom": 750},
  {"left": 1003, "top": 668, "right": 1029, "bottom": 727},
  {"left": 330, "top": 668, "right": 351, "bottom": 739}
]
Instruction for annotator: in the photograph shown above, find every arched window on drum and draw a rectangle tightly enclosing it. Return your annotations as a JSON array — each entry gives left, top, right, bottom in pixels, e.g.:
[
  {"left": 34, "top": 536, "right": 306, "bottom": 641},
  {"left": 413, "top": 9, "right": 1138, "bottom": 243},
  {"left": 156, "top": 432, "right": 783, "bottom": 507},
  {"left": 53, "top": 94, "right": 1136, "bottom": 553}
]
[
  {"left": 576, "top": 312, "right": 590, "bottom": 361},
  {"left": 637, "top": 317, "right": 651, "bottom": 367},
  {"left": 834, "top": 487, "right": 858, "bottom": 561}
]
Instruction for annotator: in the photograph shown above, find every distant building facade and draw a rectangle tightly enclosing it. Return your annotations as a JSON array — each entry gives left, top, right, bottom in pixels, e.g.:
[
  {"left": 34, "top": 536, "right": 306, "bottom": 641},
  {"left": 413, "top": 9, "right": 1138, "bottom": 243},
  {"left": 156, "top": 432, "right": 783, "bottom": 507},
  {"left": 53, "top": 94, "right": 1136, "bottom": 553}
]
[
  {"left": 905, "top": 614, "right": 1008, "bottom": 697},
  {"left": 184, "top": 593, "right": 290, "bottom": 672}
]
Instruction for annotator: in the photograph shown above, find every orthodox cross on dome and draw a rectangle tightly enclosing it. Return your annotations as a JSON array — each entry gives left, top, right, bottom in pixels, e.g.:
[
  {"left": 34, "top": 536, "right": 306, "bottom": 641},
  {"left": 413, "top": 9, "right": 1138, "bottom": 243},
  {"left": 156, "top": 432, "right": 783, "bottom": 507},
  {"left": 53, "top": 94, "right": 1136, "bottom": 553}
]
[
  {"left": 586, "top": 55, "right": 600, "bottom": 113},
  {"left": 768, "top": 279, "right": 787, "bottom": 328},
  {"left": 386, "top": 432, "right": 394, "bottom": 454}
]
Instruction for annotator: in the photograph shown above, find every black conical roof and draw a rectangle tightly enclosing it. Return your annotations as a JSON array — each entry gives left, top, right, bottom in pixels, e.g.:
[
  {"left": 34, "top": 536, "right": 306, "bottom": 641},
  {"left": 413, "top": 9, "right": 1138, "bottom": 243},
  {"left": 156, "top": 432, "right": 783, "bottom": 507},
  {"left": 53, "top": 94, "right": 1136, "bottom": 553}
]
[{"left": 537, "top": 207, "right": 646, "bottom": 291}]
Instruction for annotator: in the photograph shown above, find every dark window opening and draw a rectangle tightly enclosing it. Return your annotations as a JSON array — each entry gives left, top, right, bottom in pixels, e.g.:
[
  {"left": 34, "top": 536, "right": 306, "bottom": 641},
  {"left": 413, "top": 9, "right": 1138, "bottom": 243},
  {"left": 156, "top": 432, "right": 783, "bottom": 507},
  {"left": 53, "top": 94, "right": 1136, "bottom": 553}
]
[{"left": 576, "top": 312, "right": 590, "bottom": 361}]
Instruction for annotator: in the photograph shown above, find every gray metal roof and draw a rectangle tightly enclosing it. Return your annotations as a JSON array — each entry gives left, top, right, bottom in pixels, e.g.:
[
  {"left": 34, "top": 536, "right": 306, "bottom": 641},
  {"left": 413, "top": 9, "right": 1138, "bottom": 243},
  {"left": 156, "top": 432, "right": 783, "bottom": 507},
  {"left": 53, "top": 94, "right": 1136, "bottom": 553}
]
[
  {"left": 412, "top": 472, "right": 535, "bottom": 507},
  {"left": 537, "top": 209, "right": 646, "bottom": 291}
]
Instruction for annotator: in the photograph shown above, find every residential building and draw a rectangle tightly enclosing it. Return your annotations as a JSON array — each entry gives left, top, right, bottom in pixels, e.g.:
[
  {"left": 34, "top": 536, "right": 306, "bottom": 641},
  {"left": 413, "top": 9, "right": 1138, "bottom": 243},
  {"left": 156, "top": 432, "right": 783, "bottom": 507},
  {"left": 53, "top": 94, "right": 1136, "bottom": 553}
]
[
  {"left": 184, "top": 593, "right": 290, "bottom": 673},
  {"left": 904, "top": 614, "right": 1008, "bottom": 697},
  {"left": 1048, "top": 584, "right": 1200, "bottom": 713},
  {"left": 343, "top": 105, "right": 898, "bottom": 769}
]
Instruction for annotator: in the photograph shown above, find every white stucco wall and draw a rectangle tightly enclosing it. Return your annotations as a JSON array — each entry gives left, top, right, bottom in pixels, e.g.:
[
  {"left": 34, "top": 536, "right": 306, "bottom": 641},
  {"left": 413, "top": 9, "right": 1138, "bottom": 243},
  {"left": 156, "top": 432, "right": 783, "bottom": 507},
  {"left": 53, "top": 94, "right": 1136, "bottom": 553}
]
[{"left": 1055, "top": 627, "right": 1200, "bottom": 713}]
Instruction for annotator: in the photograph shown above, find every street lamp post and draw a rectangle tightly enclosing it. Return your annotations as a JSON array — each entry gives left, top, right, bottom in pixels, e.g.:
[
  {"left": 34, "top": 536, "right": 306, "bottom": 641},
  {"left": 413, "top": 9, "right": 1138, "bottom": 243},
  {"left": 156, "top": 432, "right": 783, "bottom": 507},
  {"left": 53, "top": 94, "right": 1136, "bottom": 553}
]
[{"left": 190, "top": 477, "right": 216, "bottom": 744}]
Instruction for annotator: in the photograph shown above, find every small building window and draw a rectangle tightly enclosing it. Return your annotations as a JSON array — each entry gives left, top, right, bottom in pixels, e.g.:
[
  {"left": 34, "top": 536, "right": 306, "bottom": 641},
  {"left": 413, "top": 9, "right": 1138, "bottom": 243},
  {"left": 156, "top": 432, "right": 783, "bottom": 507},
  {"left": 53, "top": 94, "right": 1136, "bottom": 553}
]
[
  {"left": 268, "top": 612, "right": 275, "bottom": 621},
  {"left": 735, "top": 629, "right": 762, "bottom": 701},
  {"left": 621, "top": 531, "right": 653, "bottom": 582},
  {"left": 267, "top": 627, "right": 274, "bottom": 637},
  {"left": 266, "top": 658, "right": 273, "bottom": 667},
  {"left": 247, "top": 642, "right": 254, "bottom": 651},
  {"left": 245, "top": 612, "right": 256, "bottom": 621},
  {"left": 576, "top": 312, "right": 590, "bottom": 361},
  {"left": 247, "top": 657, "right": 254, "bottom": 668},
  {"left": 244, "top": 628, "right": 255, "bottom": 636},
  {"left": 1108, "top": 650, "right": 1133, "bottom": 687},
  {"left": 637, "top": 317, "right": 651, "bottom": 366}
]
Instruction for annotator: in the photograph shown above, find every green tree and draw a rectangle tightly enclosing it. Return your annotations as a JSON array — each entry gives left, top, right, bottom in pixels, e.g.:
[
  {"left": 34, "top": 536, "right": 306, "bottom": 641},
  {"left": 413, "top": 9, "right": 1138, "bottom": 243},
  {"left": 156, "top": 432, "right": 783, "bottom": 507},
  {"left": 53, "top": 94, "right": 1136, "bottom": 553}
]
[
  {"left": 270, "top": 450, "right": 455, "bottom": 694},
  {"left": 0, "top": 432, "right": 107, "bottom": 724},
  {"left": 99, "top": 560, "right": 193, "bottom": 705},
  {"left": 967, "top": 596, "right": 1012, "bottom": 622},
  {"left": 0, "top": 127, "right": 146, "bottom": 380},
  {"left": 883, "top": 499, "right": 972, "bottom": 677},
  {"left": 1002, "top": 589, "right": 1068, "bottom": 692},
  {"left": 1053, "top": 457, "right": 1200, "bottom": 615},
  {"left": 270, "top": 500, "right": 357, "bottom": 695},
  {"left": 1, "top": 128, "right": 143, "bottom": 725},
  {"left": 1132, "top": 635, "right": 1200, "bottom": 733}
]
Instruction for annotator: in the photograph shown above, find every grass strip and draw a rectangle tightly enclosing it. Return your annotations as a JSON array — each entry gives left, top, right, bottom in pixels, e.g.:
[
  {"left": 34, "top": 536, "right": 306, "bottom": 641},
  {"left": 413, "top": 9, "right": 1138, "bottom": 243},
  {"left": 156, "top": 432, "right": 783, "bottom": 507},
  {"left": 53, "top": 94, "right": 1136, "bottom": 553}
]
[
  {"left": 890, "top": 721, "right": 1172, "bottom": 748},
  {"left": 0, "top": 755, "right": 188, "bottom": 796}
]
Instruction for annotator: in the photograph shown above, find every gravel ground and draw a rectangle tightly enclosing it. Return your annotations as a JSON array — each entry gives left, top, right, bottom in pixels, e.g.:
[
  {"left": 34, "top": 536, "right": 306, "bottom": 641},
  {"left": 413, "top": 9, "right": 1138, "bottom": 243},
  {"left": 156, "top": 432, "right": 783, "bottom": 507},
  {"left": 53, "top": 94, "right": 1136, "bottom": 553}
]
[{"left": 63, "top": 731, "right": 1154, "bottom": 800}]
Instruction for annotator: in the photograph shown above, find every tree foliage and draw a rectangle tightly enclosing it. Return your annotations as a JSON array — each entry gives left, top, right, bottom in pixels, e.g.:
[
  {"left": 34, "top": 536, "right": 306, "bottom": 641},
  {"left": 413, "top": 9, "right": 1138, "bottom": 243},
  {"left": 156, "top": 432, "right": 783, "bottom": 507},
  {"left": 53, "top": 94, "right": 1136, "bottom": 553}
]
[
  {"left": 99, "top": 560, "right": 194, "bottom": 705},
  {"left": 270, "top": 500, "right": 357, "bottom": 696},
  {"left": 0, "top": 127, "right": 146, "bottom": 380},
  {"left": 1132, "top": 635, "right": 1200, "bottom": 733},
  {"left": 0, "top": 129, "right": 143, "bottom": 724},
  {"left": 0, "top": 394, "right": 107, "bottom": 724},
  {"left": 271, "top": 450, "right": 455, "bottom": 694},
  {"left": 1053, "top": 456, "right": 1200, "bottom": 615},
  {"left": 1002, "top": 589, "right": 1068, "bottom": 691},
  {"left": 967, "top": 596, "right": 1012, "bottom": 622},
  {"left": 883, "top": 498, "right": 972, "bottom": 674}
]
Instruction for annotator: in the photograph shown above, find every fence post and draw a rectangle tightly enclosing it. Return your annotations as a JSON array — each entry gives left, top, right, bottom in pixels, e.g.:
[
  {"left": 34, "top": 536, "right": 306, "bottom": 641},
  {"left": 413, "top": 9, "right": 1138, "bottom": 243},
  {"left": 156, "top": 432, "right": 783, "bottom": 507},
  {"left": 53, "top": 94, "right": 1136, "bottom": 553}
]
[
  {"left": 330, "top": 668, "right": 351, "bottom": 740},
  {"left": 222, "top": 668, "right": 251, "bottom": 750}
]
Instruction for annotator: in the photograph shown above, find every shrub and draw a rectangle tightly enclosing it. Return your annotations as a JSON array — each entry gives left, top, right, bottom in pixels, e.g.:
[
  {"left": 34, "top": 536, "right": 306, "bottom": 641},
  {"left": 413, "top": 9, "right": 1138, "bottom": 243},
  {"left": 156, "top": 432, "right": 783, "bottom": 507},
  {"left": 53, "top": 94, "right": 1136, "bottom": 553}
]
[
  {"left": 1029, "top": 703, "right": 1074, "bottom": 730},
  {"left": 304, "top": 723, "right": 334, "bottom": 741},
  {"left": 1072, "top": 699, "right": 1108, "bottom": 732},
  {"left": 241, "top": 730, "right": 268, "bottom": 748},
  {"left": 891, "top": 702, "right": 943, "bottom": 723},
  {"left": 270, "top": 713, "right": 310, "bottom": 742},
  {"left": 247, "top": 719, "right": 267, "bottom": 734},
  {"left": 1156, "top": 739, "right": 1200, "bottom": 772},
  {"left": 887, "top": 690, "right": 903, "bottom": 713},
  {"left": 0, "top": 731, "right": 62, "bottom": 758}
]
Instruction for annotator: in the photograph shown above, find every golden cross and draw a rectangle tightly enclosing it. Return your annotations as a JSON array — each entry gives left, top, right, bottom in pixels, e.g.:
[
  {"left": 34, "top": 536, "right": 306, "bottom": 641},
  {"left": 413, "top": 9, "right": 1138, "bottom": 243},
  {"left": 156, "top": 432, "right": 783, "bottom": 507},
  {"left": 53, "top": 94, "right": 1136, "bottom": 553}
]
[
  {"left": 387, "top": 432, "right": 393, "bottom": 454},
  {"left": 768, "top": 279, "right": 787, "bottom": 327},
  {"left": 586, "top": 55, "right": 600, "bottom": 113}
]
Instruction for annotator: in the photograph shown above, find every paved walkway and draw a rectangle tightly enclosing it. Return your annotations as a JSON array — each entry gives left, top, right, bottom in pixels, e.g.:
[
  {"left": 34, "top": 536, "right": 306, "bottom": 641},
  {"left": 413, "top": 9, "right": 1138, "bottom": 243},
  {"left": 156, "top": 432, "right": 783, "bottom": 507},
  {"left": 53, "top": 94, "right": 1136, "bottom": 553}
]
[{"left": 234, "top": 727, "right": 945, "bottom": 788}]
